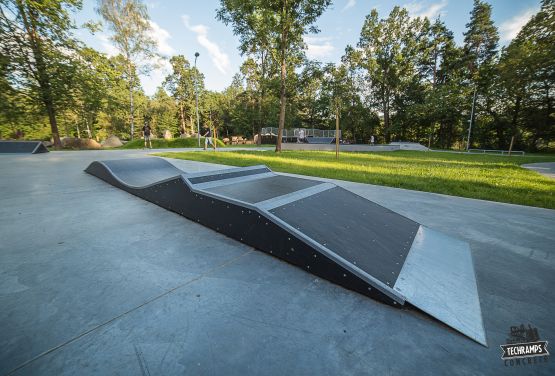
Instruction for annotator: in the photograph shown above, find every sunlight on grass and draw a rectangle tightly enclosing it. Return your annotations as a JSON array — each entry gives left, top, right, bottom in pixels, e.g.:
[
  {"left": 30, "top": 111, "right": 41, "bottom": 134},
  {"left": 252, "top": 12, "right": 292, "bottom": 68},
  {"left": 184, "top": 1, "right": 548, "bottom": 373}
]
[{"left": 154, "top": 150, "right": 555, "bottom": 209}]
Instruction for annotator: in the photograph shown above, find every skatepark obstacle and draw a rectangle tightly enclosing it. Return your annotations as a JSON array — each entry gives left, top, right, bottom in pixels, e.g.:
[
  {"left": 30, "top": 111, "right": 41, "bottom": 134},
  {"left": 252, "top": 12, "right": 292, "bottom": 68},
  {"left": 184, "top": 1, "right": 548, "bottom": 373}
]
[
  {"left": 0, "top": 141, "right": 48, "bottom": 154},
  {"left": 85, "top": 157, "right": 487, "bottom": 346}
]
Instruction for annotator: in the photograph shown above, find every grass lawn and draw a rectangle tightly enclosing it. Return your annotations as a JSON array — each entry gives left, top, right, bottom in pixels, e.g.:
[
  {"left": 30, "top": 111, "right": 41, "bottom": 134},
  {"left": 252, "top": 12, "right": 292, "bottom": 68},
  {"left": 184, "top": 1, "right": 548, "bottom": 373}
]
[{"left": 154, "top": 150, "right": 555, "bottom": 209}]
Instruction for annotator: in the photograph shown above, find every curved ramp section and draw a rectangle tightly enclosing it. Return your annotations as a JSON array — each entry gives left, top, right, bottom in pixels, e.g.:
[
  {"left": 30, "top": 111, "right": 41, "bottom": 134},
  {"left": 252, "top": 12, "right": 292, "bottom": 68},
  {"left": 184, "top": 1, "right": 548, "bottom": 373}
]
[
  {"left": 85, "top": 157, "right": 486, "bottom": 345},
  {"left": 0, "top": 141, "right": 48, "bottom": 154}
]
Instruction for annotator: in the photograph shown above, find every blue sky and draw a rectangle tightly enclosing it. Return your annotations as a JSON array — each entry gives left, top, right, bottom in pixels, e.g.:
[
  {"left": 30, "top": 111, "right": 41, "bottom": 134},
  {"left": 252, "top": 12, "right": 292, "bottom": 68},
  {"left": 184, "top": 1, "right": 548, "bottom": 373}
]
[{"left": 72, "top": 0, "right": 541, "bottom": 95}]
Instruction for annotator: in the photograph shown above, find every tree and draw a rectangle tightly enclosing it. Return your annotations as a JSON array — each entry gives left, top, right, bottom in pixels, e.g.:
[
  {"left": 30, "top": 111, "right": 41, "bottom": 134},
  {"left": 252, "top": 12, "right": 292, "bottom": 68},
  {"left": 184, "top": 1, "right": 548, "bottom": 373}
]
[
  {"left": 96, "top": 0, "right": 156, "bottom": 140},
  {"left": 463, "top": 0, "right": 499, "bottom": 149},
  {"left": 217, "top": 0, "right": 331, "bottom": 152},
  {"left": 163, "top": 55, "right": 201, "bottom": 136},
  {"left": 0, "top": 0, "right": 82, "bottom": 146},
  {"left": 498, "top": 0, "right": 555, "bottom": 150},
  {"left": 354, "top": 7, "right": 425, "bottom": 143}
]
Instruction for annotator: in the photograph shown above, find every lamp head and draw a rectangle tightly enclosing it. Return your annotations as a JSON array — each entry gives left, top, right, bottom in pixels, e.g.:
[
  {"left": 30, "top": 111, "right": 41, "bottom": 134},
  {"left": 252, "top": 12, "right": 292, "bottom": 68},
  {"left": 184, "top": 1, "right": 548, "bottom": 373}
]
[{"left": 195, "top": 52, "right": 200, "bottom": 58}]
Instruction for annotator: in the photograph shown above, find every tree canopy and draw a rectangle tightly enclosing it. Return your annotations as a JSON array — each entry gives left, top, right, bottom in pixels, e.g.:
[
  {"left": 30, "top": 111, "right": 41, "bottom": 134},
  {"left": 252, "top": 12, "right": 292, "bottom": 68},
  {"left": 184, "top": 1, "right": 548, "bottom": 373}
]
[{"left": 1, "top": 0, "right": 553, "bottom": 152}]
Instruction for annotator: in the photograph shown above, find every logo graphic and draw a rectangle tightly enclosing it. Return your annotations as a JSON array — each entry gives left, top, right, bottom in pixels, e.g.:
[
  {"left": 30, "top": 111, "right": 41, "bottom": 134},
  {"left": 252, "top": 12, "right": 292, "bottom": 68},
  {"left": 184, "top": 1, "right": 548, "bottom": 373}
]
[{"left": 501, "top": 324, "right": 549, "bottom": 367}]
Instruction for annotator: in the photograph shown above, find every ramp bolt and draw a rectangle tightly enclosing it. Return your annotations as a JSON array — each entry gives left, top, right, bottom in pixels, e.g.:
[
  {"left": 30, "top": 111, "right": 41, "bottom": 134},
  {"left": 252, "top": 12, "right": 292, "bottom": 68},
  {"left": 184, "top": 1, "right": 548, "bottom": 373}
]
[{"left": 343, "top": 274, "right": 346, "bottom": 277}]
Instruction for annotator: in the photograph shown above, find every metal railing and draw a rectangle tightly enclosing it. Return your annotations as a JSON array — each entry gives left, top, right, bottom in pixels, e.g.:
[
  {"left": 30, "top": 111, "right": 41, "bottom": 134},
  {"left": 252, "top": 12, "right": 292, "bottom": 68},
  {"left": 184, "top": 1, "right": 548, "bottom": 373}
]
[
  {"left": 261, "top": 127, "right": 341, "bottom": 138},
  {"left": 467, "top": 148, "right": 525, "bottom": 155}
]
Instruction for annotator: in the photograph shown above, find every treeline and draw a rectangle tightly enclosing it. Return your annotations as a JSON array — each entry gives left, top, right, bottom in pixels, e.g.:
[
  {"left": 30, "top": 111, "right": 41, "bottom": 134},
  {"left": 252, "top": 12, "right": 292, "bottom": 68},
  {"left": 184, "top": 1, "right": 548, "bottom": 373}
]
[{"left": 1, "top": 0, "right": 553, "bottom": 151}]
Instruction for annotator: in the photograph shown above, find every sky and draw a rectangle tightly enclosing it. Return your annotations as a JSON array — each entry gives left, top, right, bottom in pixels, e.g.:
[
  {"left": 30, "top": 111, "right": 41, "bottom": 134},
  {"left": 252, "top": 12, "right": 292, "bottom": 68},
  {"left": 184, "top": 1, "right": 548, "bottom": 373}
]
[{"left": 72, "top": 0, "right": 542, "bottom": 96}]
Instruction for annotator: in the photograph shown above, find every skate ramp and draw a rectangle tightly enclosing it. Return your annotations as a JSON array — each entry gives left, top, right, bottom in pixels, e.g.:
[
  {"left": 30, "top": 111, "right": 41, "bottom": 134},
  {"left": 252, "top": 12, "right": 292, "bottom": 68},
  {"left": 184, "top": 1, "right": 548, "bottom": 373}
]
[
  {"left": 85, "top": 157, "right": 486, "bottom": 345},
  {"left": 0, "top": 141, "right": 48, "bottom": 154}
]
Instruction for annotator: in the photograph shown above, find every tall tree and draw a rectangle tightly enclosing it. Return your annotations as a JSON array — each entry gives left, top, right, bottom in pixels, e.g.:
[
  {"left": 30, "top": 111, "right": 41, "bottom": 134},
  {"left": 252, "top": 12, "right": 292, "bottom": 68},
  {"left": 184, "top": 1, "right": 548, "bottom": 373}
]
[
  {"left": 163, "top": 55, "right": 201, "bottom": 136},
  {"left": 463, "top": 0, "right": 499, "bottom": 148},
  {"left": 354, "top": 7, "right": 424, "bottom": 142},
  {"left": 217, "top": 0, "right": 331, "bottom": 152},
  {"left": 96, "top": 0, "right": 156, "bottom": 140},
  {"left": 0, "top": 0, "right": 82, "bottom": 146}
]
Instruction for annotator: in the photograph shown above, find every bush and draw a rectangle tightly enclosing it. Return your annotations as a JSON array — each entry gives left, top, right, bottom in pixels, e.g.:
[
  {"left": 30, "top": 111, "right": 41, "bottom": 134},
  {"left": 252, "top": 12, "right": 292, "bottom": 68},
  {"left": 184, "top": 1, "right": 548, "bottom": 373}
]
[{"left": 120, "top": 137, "right": 225, "bottom": 149}]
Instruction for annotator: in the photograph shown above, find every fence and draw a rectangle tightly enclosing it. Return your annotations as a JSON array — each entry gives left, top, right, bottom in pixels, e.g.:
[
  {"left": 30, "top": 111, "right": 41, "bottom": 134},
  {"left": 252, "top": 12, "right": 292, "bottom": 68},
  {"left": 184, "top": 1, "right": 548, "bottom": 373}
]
[{"left": 261, "top": 127, "right": 341, "bottom": 138}]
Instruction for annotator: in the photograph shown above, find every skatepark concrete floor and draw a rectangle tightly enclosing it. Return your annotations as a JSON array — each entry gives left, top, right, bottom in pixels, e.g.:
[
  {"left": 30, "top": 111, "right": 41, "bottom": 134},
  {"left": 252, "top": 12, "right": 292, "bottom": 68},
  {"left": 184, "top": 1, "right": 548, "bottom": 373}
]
[{"left": 1, "top": 150, "right": 554, "bottom": 376}]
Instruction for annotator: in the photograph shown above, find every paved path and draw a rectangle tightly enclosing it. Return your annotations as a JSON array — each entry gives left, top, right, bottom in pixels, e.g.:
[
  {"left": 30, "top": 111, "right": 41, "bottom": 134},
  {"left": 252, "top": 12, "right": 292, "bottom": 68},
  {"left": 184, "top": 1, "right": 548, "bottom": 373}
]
[
  {"left": 523, "top": 162, "right": 555, "bottom": 179},
  {"left": 1, "top": 150, "right": 554, "bottom": 375}
]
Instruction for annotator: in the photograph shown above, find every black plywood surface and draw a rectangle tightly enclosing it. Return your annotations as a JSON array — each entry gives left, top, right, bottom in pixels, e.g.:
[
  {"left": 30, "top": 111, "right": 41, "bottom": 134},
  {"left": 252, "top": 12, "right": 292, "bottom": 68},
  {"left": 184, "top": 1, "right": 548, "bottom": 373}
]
[
  {"left": 100, "top": 158, "right": 184, "bottom": 187},
  {"left": 188, "top": 167, "right": 271, "bottom": 185},
  {"left": 270, "top": 187, "right": 419, "bottom": 286},
  {"left": 205, "top": 175, "right": 321, "bottom": 203},
  {"left": 0, "top": 141, "right": 48, "bottom": 154}
]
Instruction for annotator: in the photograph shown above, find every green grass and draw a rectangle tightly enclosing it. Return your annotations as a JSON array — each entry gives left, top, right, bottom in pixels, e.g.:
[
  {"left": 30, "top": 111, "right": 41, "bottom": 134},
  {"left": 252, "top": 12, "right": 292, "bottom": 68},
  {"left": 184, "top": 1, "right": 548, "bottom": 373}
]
[
  {"left": 120, "top": 137, "right": 225, "bottom": 149},
  {"left": 153, "top": 150, "right": 555, "bottom": 209}
]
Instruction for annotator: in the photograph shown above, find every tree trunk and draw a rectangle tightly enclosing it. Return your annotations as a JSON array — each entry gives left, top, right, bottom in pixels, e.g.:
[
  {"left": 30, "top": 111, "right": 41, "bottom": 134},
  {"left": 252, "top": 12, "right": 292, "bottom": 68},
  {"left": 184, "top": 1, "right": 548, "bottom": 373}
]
[
  {"left": 85, "top": 116, "right": 91, "bottom": 138},
  {"left": 16, "top": 1, "right": 61, "bottom": 147},
  {"left": 257, "top": 52, "right": 266, "bottom": 145},
  {"left": 275, "top": 0, "right": 288, "bottom": 152},
  {"left": 383, "top": 95, "right": 390, "bottom": 143},
  {"left": 179, "top": 102, "right": 186, "bottom": 135},
  {"left": 335, "top": 109, "right": 340, "bottom": 159},
  {"left": 128, "top": 62, "right": 134, "bottom": 140}
]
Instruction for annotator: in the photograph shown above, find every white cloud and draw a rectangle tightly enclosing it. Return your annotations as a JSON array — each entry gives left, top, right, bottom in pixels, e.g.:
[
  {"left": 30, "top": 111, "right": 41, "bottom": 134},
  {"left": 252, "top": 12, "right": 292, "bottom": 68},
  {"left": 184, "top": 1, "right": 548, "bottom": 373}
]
[
  {"left": 404, "top": 0, "right": 447, "bottom": 19},
  {"left": 182, "top": 14, "right": 230, "bottom": 74},
  {"left": 148, "top": 20, "right": 174, "bottom": 55},
  {"left": 342, "top": 0, "right": 356, "bottom": 12},
  {"left": 97, "top": 33, "right": 119, "bottom": 57},
  {"left": 304, "top": 36, "right": 335, "bottom": 60},
  {"left": 499, "top": 7, "right": 537, "bottom": 42}
]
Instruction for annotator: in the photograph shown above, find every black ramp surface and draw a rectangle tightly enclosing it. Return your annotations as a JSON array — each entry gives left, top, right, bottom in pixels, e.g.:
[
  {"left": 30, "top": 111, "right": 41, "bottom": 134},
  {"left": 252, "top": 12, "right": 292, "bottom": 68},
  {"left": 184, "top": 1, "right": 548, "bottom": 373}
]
[
  {"left": 0, "top": 140, "right": 48, "bottom": 154},
  {"left": 270, "top": 187, "right": 419, "bottom": 286},
  {"left": 206, "top": 175, "right": 321, "bottom": 203},
  {"left": 98, "top": 158, "right": 184, "bottom": 187},
  {"left": 188, "top": 167, "right": 270, "bottom": 184}
]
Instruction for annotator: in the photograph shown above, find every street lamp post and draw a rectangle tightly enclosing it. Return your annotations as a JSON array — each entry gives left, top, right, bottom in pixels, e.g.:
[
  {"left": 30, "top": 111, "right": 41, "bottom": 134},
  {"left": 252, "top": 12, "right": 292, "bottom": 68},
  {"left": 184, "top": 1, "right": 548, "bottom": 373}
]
[{"left": 194, "top": 52, "right": 200, "bottom": 148}]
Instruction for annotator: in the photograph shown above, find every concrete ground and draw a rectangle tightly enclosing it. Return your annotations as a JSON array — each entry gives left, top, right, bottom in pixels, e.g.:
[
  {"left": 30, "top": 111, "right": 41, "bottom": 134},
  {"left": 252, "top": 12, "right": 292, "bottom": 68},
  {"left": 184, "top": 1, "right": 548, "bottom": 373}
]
[
  {"left": 523, "top": 162, "right": 555, "bottom": 179},
  {"left": 1, "top": 149, "right": 554, "bottom": 376}
]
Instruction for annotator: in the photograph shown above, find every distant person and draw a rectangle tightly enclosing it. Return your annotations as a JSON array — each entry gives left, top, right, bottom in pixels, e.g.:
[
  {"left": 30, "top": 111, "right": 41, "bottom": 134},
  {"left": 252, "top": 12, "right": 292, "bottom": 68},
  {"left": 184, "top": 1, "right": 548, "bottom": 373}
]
[
  {"left": 203, "top": 127, "right": 213, "bottom": 150},
  {"left": 298, "top": 129, "right": 305, "bottom": 143},
  {"left": 143, "top": 123, "right": 152, "bottom": 149},
  {"left": 370, "top": 135, "right": 375, "bottom": 145}
]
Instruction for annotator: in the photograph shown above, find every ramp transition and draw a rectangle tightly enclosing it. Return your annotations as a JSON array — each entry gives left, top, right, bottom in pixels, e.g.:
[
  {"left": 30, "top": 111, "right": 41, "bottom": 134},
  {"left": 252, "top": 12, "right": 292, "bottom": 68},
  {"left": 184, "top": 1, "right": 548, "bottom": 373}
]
[
  {"left": 0, "top": 141, "right": 48, "bottom": 154},
  {"left": 85, "top": 157, "right": 487, "bottom": 345}
]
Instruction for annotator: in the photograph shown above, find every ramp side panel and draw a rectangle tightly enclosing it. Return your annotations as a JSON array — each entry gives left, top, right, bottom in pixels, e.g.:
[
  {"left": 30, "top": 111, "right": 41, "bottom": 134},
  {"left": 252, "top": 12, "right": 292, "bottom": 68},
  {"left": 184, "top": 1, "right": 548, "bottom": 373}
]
[
  {"left": 270, "top": 187, "right": 419, "bottom": 287},
  {"left": 205, "top": 175, "right": 322, "bottom": 204},
  {"left": 394, "top": 226, "right": 487, "bottom": 346}
]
